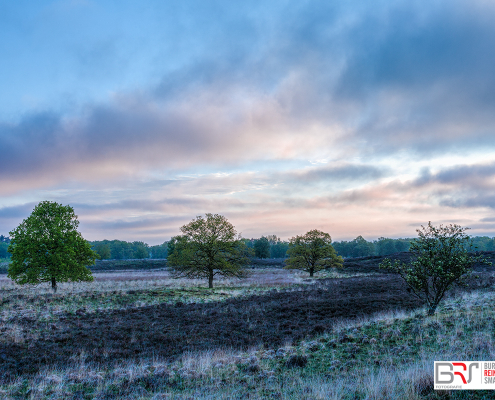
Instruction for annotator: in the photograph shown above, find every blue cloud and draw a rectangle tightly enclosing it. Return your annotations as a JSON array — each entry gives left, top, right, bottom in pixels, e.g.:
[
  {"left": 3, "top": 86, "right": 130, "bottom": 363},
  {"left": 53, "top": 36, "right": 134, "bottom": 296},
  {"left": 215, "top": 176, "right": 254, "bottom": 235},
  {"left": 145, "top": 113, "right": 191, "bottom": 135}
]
[{"left": 0, "top": 203, "right": 36, "bottom": 220}]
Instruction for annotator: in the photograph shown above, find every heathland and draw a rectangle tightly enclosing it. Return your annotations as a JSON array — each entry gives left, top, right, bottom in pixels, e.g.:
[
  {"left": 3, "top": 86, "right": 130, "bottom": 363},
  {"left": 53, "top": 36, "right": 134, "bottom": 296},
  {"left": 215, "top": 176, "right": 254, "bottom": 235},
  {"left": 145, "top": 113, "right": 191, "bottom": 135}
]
[{"left": 1, "top": 253, "right": 495, "bottom": 399}]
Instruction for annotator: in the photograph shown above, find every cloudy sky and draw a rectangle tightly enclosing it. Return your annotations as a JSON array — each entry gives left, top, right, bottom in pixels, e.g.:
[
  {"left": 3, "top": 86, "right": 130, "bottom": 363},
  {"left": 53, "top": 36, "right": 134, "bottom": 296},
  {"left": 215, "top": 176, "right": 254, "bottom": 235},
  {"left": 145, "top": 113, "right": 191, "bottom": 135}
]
[{"left": 1, "top": 0, "right": 495, "bottom": 244}]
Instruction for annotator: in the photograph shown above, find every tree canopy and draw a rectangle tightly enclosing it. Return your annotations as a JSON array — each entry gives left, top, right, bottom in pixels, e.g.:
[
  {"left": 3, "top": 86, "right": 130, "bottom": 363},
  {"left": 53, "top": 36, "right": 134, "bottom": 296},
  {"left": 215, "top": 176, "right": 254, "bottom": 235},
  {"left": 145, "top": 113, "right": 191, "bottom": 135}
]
[
  {"left": 242, "top": 236, "right": 289, "bottom": 258},
  {"left": 0, "top": 235, "right": 10, "bottom": 243},
  {"left": 285, "top": 229, "right": 343, "bottom": 277},
  {"left": 8, "top": 201, "right": 97, "bottom": 292},
  {"left": 89, "top": 240, "right": 151, "bottom": 260},
  {"left": 380, "top": 222, "right": 490, "bottom": 315},
  {"left": 332, "top": 236, "right": 412, "bottom": 258},
  {"left": 167, "top": 213, "right": 250, "bottom": 288},
  {"left": 254, "top": 236, "right": 270, "bottom": 259},
  {"left": 0, "top": 242, "right": 9, "bottom": 259}
]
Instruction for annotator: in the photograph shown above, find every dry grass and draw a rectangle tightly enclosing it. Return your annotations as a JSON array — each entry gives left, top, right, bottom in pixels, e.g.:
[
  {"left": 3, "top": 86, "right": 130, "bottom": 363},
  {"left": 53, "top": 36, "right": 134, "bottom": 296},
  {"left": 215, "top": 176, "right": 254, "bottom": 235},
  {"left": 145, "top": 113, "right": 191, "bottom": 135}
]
[
  {"left": 0, "top": 267, "right": 371, "bottom": 292},
  {"left": 1, "top": 289, "right": 495, "bottom": 398},
  {"left": 0, "top": 268, "right": 373, "bottom": 323},
  {"left": 1, "top": 269, "right": 494, "bottom": 399}
]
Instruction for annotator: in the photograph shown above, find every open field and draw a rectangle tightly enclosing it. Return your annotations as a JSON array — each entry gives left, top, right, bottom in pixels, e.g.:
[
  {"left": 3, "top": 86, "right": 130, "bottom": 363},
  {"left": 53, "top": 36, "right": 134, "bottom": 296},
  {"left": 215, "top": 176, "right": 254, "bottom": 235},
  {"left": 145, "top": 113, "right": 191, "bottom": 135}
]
[
  {"left": 1, "top": 261, "right": 495, "bottom": 399},
  {"left": 0, "top": 267, "right": 375, "bottom": 315}
]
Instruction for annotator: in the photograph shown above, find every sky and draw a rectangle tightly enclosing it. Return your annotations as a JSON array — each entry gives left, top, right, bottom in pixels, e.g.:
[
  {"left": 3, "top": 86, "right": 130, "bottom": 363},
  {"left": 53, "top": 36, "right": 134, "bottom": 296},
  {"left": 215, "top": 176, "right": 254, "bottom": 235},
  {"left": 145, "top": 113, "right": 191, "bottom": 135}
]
[{"left": 1, "top": 0, "right": 495, "bottom": 245}]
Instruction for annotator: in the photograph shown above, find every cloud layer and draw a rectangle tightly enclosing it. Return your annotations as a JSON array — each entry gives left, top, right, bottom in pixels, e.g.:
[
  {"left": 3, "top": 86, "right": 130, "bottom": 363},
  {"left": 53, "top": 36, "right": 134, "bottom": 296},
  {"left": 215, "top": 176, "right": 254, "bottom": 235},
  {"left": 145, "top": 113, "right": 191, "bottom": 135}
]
[{"left": 1, "top": 0, "right": 495, "bottom": 242}]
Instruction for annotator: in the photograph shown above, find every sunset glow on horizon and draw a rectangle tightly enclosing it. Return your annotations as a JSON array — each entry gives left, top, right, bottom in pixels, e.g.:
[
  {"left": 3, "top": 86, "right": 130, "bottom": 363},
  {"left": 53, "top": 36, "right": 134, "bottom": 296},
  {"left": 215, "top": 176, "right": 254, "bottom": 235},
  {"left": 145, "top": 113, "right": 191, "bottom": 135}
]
[{"left": 2, "top": 0, "right": 495, "bottom": 245}]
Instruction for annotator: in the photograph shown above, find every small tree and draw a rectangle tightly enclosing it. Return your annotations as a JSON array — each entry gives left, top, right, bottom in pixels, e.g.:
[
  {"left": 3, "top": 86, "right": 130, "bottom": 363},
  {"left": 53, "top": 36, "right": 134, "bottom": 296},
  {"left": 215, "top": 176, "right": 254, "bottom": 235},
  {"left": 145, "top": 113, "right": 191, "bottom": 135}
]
[
  {"left": 380, "top": 222, "right": 490, "bottom": 316},
  {"left": 285, "top": 229, "right": 343, "bottom": 277},
  {"left": 8, "top": 201, "right": 97, "bottom": 293},
  {"left": 254, "top": 236, "right": 270, "bottom": 259},
  {"left": 167, "top": 213, "right": 249, "bottom": 288}
]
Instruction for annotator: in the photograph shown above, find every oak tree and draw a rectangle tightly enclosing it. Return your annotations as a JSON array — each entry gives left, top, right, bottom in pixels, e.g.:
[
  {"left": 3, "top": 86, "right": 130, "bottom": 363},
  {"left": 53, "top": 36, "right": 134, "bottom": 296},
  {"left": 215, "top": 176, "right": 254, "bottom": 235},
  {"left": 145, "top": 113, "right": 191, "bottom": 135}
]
[
  {"left": 8, "top": 201, "right": 97, "bottom": 292},
  {"left": 285, "top": 229, "right": 343, "bottom": 277},
  {"left": 167, "top": 214, "right": 249, "bottom": 288},
  {"left": 254, "top": 236, "right": 270, "bottom": 259}
]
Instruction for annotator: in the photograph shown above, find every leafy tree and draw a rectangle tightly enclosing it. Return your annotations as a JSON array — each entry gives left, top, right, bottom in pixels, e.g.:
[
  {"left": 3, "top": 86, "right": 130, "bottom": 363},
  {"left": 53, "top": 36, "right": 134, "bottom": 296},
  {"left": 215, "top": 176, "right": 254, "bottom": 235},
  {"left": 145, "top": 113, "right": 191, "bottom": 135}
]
[
  {"left": 132, "top": 241, "right": 149, "bottom": 259},
  {"left": 90, "top": 239, "right": 154, "bottom": 259},
  {"left": 0, "top": 242, "right": 9, "bottom": 259},
  {"left": 375, "top": 237, "right": 397, "bottom": 256},
  {"left": 285, "top": 229, "right": 343, "bottom": 277},
  {"left": 94, "top": 243, "right": 111, "bottom": 259},
  {"left": 8, "top": 201, "right": 97, "bottom": 293},
  {"left": 241, "top": 238, "right": 255, "bottom": 249},
  {"left": 271, "top": 240, "right": 289, "bottom": 258},
  {"left": 254, "top": 236, "right": 270, "bottom": 259},
  {"left": 333, "top": 237, "right": 412, "bottom": 258},
  {"left": 394, "top": 238, "right": 412, "bottom": 253},
  {"left": 471, "top": 236, "right": 495, "bottom": 251},
  {"left": 332, "top": 236, "right": 375, "bottom": 258},
  {"left": 264, "top": 235, "right": 289, "bottom": 258},
  {"left": 350, "top": 235, "right": 375, "bottom": 257},
  {"left": 167, "top": 213, "right": 249, "bottom": 288},
  {"left": 109, "top": 240, "right": 131, "bottom": 259},
  {"left": 331, "top": 240, "right": 349, "bottom": 257},
  {"left": 150, "top": 242, "right": 168, "bottom": 258},
  {"left": 108, "top": 240, "right": 126, "bottom": 259},
  {"left": 265, "top": 235, "right": 279, "bottom": 245},
  {"left": 380, "top": 222, "right": 490, "bottom": 316}
]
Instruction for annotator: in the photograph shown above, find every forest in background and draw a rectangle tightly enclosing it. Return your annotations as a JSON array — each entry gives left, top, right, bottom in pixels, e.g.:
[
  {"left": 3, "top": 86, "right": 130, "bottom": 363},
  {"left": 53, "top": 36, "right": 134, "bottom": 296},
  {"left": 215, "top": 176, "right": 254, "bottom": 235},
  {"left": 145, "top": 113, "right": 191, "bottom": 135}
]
[
  {"left": 2, "top": 233, "right": 495, "bottom": 261},
  {"left": 0, "top": 235, "right": 10, "bottom": 260}
]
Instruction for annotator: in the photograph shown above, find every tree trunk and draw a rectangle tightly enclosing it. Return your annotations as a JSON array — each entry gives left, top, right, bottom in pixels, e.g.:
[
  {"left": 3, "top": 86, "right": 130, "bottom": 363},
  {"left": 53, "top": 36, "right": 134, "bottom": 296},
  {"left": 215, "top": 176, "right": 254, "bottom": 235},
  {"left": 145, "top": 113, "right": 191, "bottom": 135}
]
[
  {"left": 208, "top": 271, "right": 214, "bottom": 289},
  {"left": 427, "top": 303, "right": 437, "bottom": 316},
  {"left": 51, "top": 277, "right": 57, "bottom": 293},
  {"left": 309, "top": 268, "right": 314, "bottom": 277}
]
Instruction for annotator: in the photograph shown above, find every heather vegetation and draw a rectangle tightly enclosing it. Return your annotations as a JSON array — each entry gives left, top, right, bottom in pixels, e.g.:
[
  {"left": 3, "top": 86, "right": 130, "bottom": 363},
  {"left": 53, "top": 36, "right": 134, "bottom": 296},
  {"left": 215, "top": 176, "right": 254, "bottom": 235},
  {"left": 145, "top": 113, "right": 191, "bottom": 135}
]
[
  {"left": 3, "top": 204, "right": 495, "bottom": 398},
  {"left": 1, "top": 259, "right": 495, "bottom": 399}
]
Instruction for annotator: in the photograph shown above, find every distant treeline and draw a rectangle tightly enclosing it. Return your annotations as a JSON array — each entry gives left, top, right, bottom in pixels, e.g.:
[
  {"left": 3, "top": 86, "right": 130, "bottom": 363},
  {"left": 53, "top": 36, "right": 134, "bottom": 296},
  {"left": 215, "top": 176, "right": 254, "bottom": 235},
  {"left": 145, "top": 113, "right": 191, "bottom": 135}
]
[
  {"left": 0, "top": 235, "right": 10, "bottom": 260},
  {"left": 242, "top": 235, "right": 290, "bottom": 259},
  {"left": 88, "top": 240, "right": 168, "bottom": 260},
  {"left": 88, "top": 236, "right": 409, "bottom": 260},
  {"left": 332, "top": 235, "right": 495, "bottom": 258},
  {"left": 88, "top": 237, "right": 288, "bottom": 260},
  {"left": 332, "top": 236, "right": 412, "bottom": 258},
  {"left": 3, "top": 233, "right": 495, "bottom": 261}
]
